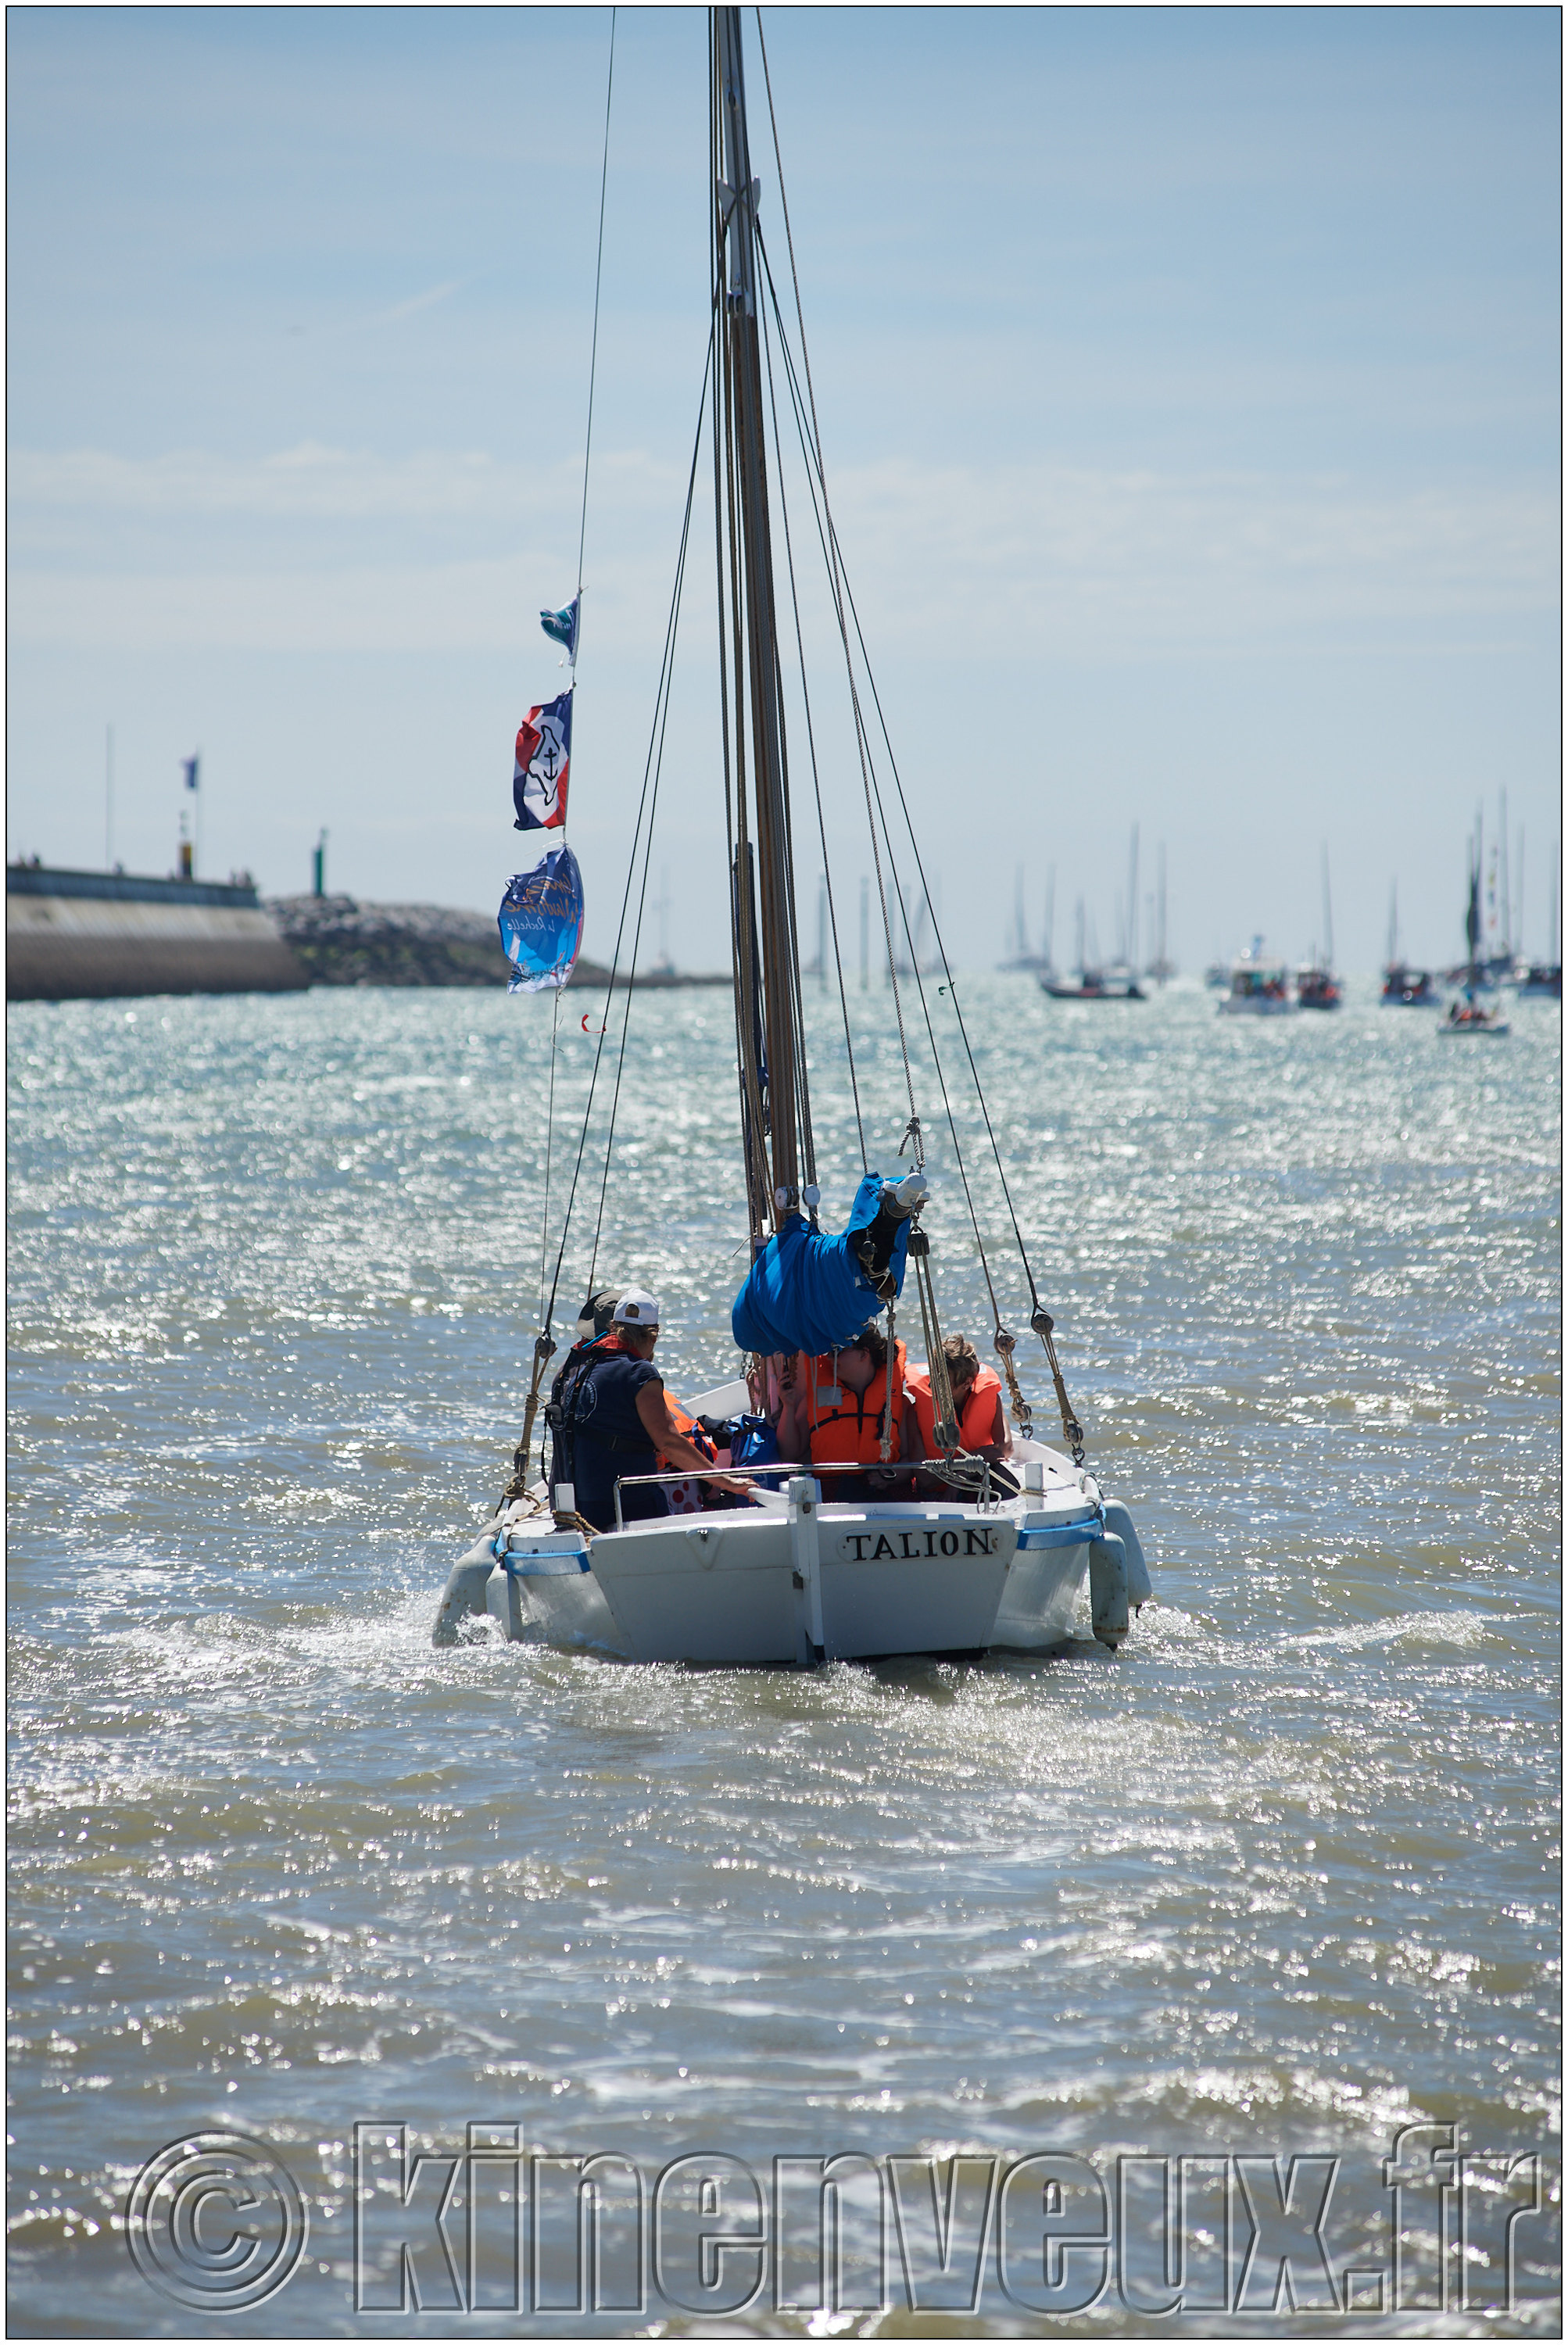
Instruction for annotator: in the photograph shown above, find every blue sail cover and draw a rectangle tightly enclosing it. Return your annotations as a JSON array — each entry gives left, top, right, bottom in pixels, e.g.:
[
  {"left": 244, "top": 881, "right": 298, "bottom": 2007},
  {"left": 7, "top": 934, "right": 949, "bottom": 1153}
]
[
  {"left": 731, "top": 1172, "right": 909, "bottom": 1358},
  {"left": 499, "top": 846, "right": 585, "bottom": 993}
]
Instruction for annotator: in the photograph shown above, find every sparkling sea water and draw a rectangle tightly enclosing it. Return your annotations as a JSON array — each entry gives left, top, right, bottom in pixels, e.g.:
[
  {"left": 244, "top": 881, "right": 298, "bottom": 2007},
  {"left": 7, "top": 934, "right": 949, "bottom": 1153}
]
[{"left": 7, "top": 977, "right": 1559, "bottom": 2334}]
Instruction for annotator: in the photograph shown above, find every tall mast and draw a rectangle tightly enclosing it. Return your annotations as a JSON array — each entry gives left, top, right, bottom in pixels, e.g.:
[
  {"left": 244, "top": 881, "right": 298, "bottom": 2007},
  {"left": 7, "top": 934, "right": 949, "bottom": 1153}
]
[
  {"left": 1126, "top": 824, "right": 1140, "bottom": 972},
  {"left": 1155, "top": 843, "right": 1166, "bottom": 983},
  {"left": 714, "top": 6, "right": 810, "bottom": 1252}
]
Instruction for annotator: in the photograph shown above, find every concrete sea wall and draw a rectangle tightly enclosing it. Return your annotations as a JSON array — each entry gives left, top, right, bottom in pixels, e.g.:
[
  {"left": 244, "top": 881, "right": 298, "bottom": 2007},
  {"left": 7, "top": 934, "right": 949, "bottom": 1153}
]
[{"left": 8, "top": 868, "right": 307, "bottom": 1001}]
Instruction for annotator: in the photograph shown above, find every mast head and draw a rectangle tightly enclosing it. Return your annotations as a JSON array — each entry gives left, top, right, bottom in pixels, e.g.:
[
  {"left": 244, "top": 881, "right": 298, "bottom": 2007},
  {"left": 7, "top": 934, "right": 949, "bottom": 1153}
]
[{"left": 715, "top": 7, "right": 760, "bottom": 317}]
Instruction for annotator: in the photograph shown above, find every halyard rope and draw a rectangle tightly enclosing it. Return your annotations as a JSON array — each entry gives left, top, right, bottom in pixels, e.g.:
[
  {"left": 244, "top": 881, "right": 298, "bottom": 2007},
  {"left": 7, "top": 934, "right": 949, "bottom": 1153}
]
[{"left": 748, "top": 59, "right": 1087, "bottom": 1459}]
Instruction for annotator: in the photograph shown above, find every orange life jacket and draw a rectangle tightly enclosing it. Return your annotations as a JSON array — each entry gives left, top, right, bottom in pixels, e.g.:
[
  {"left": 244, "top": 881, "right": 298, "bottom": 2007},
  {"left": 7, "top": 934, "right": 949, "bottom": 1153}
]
[
  {"left": 655, "top": 1394, "right": 718, "bottom": 1473},
  {"left": 905, "top": 1360, "right": 1004, "bottom": 1456},
  {"left": 657, "top": 1392, "right": 723, "bottom": 1515},
  {"left": 803, "top": 1341, "right": 909, "bottom": 1466}
]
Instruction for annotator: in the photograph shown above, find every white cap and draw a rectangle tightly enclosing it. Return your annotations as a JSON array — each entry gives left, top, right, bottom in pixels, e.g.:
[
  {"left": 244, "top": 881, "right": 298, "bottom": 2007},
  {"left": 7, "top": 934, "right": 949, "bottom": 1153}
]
[{"left": 612, "top": 1288, "right": 660, "bottom": 1326}]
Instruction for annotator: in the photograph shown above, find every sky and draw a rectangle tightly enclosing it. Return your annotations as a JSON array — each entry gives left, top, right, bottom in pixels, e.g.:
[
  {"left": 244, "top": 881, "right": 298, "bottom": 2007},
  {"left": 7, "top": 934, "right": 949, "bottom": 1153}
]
[{"left": 8, "top": 5, "right": 1561, "bottom": 974}]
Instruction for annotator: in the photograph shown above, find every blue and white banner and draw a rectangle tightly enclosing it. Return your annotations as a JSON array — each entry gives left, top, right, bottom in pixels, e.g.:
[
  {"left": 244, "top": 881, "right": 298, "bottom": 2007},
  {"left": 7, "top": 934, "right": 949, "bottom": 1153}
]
[
  {"left": 513, "top": 692, "right": 572, "bottom": 831},
  {"left": 498, "top": 845, "right": 585, "bottom": 993}
]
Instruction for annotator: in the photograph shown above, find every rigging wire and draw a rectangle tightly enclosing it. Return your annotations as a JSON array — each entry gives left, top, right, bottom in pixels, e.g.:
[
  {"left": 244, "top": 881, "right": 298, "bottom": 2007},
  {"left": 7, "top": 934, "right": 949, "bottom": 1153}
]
[
  {"left": 534, "top": 8, "right": 616, "bottom": 1340},
  {"left": 547, "top": 320, "right": 717, "bottom": 1326},
  {"left": 575, "top": 9, "right": 618, "bottom": 600},
  {"left": 751, "top": 236, "right": 1029, "bottom": 1397},
  {"left": 814, "top": 451, "right": 1087, "bottom": 1453},
  {"left": 748, "top": 195, "right": 1086, "bottom": 1453},
  {"left": 535, "top": 990, "right": 563, "bottom": 1327},
  {"left": 503, "top": 319, "right": 718, "bottom": 1504},
  {"left": 836, "top": 551, "right": 1050, "bottom": 1312},
  {"left": 750, "top": 21, "right": 919, "bottom": 1162},
  {"left": 585, "top": 408, "right": 709, "bottom": 1293},
  {"left": 750, "top": 224, "right": 1032, "bottom": 1296}
]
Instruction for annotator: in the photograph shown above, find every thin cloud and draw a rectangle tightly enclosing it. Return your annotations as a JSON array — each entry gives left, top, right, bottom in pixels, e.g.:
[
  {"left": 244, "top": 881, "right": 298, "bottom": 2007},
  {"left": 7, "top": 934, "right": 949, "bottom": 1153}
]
[
  {"left": 7, "top": 448, "right": 1555, "bottom": 657},
  {"left": 6, "top": 444, "right": 677, "bottom": 522},
  {"left": 341, "top": 276, "right": 473, "bottom": 333}
]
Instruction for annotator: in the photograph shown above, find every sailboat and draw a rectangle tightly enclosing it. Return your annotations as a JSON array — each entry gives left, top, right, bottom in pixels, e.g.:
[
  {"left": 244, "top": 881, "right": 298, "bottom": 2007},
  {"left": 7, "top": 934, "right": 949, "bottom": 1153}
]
[
  {"left": 1381, "top": 882, "right": 1439, "bottom": 1008},
  {"left": 431, "top": 9, "right": 1152, "bottom": 1666},
  {"left": 1143, "top": 843, "right": 1176, "bottom": 985},
  {"left": 995, "top": 866, "right": 1049, "bottom": 973},
  {"left": 1441, "top": 847, "right": 1509, "bottom": 1036},
  {"left": 1515, "top": 843, "right": 1561, "bottom": 998},
  {"left": 1295, "top": 845, "right": 1342, "bottom": 1010},
  {"left": 1040, "top": 884, "right": 1145, "bottom": 1001}
]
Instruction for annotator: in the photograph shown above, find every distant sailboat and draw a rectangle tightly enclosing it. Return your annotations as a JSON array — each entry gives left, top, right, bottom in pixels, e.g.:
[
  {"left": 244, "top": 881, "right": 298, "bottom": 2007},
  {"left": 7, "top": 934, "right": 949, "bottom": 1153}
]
[
  {"left": 1441, "top": 846, "right": 1509, "bottom": 1036},
  {"left": 997, "top": 865, "right": 1048, "bottom": 973},
  {"left": 1296, "top": 844, "right": 1342, "bottom": 1010},
  {"left": 1144, "top": 841, "right": 1176, "bottom": 985},
  {"left": 1516, "top": 840, "right": 1561, "bottom": 998},
  {"left": 1381, "top": 881, "right": 1439, "bottom": 1008},
  {"left": 1040, "top": 892, "right": 1144, "bottom": 1000}
]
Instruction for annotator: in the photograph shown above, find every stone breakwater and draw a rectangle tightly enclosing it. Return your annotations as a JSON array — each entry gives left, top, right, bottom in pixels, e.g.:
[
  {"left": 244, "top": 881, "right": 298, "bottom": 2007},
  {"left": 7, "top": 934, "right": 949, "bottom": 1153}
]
[{"left": 266, "top": 896, "right": 729, "bottom": 990}]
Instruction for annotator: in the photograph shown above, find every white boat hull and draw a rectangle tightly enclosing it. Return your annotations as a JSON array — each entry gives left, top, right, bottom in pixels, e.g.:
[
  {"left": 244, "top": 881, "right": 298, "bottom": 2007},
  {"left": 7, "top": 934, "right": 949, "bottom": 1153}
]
[{"left": 435, "top": 1451, "right": 1151, "bottom": 1665}]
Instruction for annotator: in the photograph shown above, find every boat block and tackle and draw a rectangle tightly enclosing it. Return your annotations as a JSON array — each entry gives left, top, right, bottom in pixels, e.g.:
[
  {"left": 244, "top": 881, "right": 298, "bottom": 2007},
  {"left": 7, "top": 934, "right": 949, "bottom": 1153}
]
[{"left": 1090, "top": 1533, "right": 1129, "bottom": 1649}]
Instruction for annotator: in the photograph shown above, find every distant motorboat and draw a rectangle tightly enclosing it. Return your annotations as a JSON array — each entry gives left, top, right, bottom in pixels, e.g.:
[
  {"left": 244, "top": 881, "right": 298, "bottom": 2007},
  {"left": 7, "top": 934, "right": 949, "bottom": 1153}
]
[
  {"left": 1381, "top": 963, "right": 1440, "bottom": 1008},
  {"left": 1442, "top": 997, "right": 1510, "bottom": 1036},
  {"left": 1040, "top": 966, "right": 1145, "bottom": 1002},
  {"left": 1218, "top": 941, "right": 1295, "bottom": 1015},
  {"left": 1295, "top": 962, "right": 1342, "bottom": 1011}
]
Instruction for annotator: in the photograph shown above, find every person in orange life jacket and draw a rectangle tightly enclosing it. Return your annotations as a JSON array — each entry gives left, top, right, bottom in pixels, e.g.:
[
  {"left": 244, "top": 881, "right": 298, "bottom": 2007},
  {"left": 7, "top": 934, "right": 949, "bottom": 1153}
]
[
  {"left": 776, "top": 1319, "right": 922, "bottom": 1492},
  {"left": 554, "top": 1290, "right": 752, "bottom": 1533},
  {"left": 906, "top": 1333, "right": 1010, "bottom": 1462}
]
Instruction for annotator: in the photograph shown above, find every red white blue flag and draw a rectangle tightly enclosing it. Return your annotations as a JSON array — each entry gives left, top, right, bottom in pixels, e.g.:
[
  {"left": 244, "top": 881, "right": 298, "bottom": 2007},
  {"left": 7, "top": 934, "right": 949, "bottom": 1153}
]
[{"left": 513, "top": 691, "right": 571, "bottom": 831}]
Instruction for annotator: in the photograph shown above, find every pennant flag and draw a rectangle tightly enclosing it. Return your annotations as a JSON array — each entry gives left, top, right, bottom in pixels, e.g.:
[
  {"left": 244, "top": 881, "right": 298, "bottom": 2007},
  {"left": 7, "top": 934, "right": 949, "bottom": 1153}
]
[
  {"left": 513, "top": 691, "right": 572, "bottom": 831},
  {"left": 498, "top": 845, "right": 585, "bottom": 993},
  {"left": 539, "top": 594, "right": 580, "bottom": 663},
  {"left": 181, "top": 755, "right": 200, "bottom": 792}
]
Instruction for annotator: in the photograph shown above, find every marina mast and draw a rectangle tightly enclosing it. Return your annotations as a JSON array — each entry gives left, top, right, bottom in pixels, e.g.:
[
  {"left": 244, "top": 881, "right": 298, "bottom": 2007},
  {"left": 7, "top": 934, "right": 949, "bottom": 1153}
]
[{"left": 714, "top": 7, "right": 811, "bottom": 1252}]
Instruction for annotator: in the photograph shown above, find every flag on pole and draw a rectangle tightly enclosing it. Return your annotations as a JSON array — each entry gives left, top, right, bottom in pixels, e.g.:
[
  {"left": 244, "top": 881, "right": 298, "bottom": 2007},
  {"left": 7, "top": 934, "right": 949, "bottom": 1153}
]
[
  {"left": 181, "top": 755, "right": 200, "bottom": 791},
  {"left": 498, "top": 845, "right": 585, "bottom": 993},
  {"left": 539, "top": 594, "right": 580, "bottom": 663},
  {"left": 513, "top": 691, "right": 572, "bottom": 830}
]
